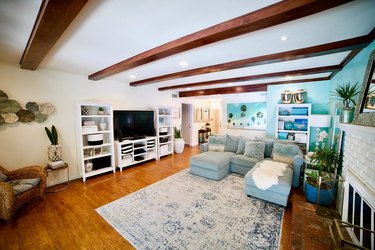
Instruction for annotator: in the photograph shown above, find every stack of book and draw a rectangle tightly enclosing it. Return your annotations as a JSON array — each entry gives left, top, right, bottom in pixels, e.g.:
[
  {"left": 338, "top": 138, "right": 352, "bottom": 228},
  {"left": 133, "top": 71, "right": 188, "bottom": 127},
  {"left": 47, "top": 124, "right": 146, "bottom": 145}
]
[{"left": 48, "top": 160, "right": 65, "bottom": 169}]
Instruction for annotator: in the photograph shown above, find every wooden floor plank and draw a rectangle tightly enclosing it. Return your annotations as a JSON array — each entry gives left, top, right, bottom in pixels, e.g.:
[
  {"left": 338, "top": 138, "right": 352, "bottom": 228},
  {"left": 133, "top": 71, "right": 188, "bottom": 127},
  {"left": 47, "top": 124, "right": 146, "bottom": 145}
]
[{"left": 0, "top": 146, "right": 332, "bottom": 249}]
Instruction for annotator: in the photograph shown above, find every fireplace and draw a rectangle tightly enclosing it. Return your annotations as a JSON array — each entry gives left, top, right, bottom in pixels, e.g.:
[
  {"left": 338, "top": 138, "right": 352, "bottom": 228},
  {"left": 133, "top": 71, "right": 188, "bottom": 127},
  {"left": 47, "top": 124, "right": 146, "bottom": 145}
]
[{"left": 339, "top": 123, "right": 375, "bottom": 249}]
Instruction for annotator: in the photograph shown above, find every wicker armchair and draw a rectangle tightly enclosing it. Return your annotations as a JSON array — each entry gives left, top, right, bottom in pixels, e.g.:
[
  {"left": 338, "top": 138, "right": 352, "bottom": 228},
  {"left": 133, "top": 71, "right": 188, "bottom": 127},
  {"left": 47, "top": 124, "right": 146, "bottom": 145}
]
[{"left": 0, "top": 165, "right": 47, "bottom": 223}]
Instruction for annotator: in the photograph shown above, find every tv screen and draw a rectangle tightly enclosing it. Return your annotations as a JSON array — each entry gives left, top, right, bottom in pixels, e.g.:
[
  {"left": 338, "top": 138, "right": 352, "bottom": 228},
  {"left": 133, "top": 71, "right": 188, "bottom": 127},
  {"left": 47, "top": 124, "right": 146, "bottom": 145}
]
[{"left": 113, "top": 110, "right": 155, "bottom": 140}]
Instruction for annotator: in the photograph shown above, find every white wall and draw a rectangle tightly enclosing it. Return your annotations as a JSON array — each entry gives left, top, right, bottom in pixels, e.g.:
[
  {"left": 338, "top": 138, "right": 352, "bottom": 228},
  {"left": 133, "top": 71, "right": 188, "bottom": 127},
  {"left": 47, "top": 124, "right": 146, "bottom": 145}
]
[{"left": 0, "top": 62, "right": 180, "bottom": 185}]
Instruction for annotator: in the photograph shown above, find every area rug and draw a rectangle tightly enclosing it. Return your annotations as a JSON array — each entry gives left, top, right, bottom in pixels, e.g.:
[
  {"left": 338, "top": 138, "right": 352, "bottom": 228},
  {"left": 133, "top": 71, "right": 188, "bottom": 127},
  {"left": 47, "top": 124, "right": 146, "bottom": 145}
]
[{"left": 96, "top": 169, "right": 284, "bottom": 249}]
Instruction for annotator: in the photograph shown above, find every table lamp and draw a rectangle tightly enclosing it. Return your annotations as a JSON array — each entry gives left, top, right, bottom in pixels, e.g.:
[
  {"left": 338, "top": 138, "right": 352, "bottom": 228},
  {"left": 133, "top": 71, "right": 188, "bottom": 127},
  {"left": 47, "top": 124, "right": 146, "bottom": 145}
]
[{"left": 310, "top": 115, "right": 331, "bottom": 150}]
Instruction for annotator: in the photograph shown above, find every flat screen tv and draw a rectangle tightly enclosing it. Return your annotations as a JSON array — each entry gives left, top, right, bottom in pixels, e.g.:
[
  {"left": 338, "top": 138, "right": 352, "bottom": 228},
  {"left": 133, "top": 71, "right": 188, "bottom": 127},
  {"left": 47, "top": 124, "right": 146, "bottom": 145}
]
[{"left": 113, "top": 110, "right": 155, "bottom": 140}]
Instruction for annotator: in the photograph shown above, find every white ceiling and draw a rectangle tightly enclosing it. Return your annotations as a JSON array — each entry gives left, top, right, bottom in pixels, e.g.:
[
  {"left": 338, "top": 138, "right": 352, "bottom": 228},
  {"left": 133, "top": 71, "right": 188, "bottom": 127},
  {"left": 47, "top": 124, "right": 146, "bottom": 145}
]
[{"left": 0, "top": 0, "right": 374, "bottom": 95}]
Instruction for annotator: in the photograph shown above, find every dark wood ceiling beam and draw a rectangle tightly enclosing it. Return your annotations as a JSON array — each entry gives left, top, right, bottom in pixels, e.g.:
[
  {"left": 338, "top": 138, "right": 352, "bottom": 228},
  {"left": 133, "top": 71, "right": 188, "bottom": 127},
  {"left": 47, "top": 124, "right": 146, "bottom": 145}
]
[
  {"left": 178, "top": 77, "right": 329, "bottom": 97},
  {"left": 89, "top": 0, "right": 352, "bottom": 81},
  {"left": 132, "top": 30, "right": 374, "bottom": 86},
  {"left": 159, "top": 65, "right": 341, "bottom": 91},
  {"left": 20, "top": 0, "right": 88, "bottom": 70}
]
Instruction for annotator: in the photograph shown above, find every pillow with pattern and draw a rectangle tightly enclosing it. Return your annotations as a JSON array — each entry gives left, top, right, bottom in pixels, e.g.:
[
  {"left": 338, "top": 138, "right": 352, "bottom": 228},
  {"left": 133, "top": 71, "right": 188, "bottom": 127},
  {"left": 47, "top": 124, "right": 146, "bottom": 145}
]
[
  {"left": 208, "top": 135, "right": 226, "bottom": 152},
  {"left": 243, "top": 141, "right": 266, "bottom": 161}
]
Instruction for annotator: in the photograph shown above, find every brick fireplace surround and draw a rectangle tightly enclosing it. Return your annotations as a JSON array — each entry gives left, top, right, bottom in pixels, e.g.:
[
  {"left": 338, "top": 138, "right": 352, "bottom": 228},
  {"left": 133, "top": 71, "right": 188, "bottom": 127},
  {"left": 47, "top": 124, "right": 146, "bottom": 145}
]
[{"left": 339, "top": 123, "right": 375, "bottom": 249}]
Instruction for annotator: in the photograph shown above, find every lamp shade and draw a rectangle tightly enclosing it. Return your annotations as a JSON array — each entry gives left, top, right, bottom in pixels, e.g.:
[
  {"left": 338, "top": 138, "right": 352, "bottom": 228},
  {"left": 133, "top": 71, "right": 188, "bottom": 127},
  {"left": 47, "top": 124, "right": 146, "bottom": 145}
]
[{"left": 310, "top": 115, "right": 331, "bottom": 127}]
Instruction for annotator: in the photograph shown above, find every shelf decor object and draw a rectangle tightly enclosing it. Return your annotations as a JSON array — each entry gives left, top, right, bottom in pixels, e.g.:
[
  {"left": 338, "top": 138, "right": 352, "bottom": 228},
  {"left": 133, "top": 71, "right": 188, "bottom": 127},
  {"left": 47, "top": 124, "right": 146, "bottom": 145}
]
[
  {"left": 75, "top": 102, "right": 115, "bottom": 182},
  {"left": 310, "top": 115, "right": 331, "bottom": 150}
]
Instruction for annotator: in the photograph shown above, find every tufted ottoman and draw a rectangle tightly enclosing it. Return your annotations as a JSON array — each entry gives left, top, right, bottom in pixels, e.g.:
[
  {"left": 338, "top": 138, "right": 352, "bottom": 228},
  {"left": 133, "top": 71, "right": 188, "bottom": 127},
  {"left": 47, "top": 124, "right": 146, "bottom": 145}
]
[
  {"left": 244, "top": 161, "right": 293, "bottom": 206},
  {"left": 190, "top": 151, "right": 235, "bottom": 180}
]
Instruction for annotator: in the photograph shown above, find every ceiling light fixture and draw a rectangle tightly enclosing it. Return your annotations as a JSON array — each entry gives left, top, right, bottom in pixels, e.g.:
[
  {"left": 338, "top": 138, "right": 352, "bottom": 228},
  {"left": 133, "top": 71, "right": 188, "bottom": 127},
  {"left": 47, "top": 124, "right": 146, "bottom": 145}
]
[
  {"left": 227, "top": 83, "right": 233, "bottom": 86},
  {"left": 179, "top": 61, "right": 189, "bottom": 67},
  {"left": 129, "top": 75, "right": 136, "bottom": 79},
  {"left": 285, "top": 75, "right": 293, "bottom": 80},
  {"left": 186, "top": 87, "right": 191, "bottom": 90},
  {"left": 281, "top": 36, "right": 288, "bottom": 41}
]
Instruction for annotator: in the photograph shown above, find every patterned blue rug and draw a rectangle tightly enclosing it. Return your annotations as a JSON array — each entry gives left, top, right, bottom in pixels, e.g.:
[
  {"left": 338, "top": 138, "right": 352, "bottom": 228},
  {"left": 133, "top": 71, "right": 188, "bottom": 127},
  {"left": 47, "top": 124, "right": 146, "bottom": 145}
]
[{"left": 96, "top": 169, "right": 284, "bottom": 249}]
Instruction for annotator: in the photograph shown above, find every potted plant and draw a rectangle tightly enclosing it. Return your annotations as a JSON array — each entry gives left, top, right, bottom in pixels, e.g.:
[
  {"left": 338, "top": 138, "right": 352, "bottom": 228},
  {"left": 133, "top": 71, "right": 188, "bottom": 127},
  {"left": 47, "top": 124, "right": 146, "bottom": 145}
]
[
  {"left": 45, "top": 125, "right": 63, "bottom": 163},
  {"left": 305, "top": 147, "right": 340, "bottom": 206},
  {"left": 98, "top": 107, "right": 105, "bottom": 115},
  {"left": 173, "top": 126, "right": 185, "bottom": 153},
  {"left": 331, "top": 82, "right": 360, "bottom": 123}
]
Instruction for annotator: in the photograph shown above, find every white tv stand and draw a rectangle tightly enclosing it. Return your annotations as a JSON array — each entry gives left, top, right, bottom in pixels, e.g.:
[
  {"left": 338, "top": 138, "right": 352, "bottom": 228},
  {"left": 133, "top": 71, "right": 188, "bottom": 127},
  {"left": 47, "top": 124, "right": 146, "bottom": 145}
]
[{"left": 114, "top": 136, "right": 157, "bottom": 171}]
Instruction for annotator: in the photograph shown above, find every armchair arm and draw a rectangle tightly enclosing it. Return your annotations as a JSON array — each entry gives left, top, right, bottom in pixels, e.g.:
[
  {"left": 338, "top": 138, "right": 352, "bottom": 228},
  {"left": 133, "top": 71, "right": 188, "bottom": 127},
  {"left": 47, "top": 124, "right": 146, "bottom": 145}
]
[
  {"left": 0, "top": 182, "right": 15, "bottom": 221},
  {"left": 200, "top": 143, "right": 208, "bottom": 153},
  {"left": 292, "top": 154, "right": 304, "bottom": 188},
  {"left": 5, "top": 165, "right": 46, "bottom": 181}
]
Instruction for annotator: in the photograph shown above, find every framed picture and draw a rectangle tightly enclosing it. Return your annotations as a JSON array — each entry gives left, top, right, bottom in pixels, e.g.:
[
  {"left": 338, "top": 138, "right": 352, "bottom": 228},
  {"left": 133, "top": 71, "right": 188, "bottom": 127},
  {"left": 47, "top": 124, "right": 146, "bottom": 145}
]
[
  {"left": 173, "top": 108, "right": 180, "bottom": 119},
  {"left": 227, "top": 102, "right": 267, "bottom": 130}
]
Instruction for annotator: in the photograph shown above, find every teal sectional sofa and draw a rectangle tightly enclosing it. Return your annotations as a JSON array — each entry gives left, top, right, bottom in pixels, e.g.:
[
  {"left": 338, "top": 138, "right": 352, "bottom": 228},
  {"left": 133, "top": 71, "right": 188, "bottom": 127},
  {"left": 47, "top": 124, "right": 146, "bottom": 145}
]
[{"left": 189, "top": 134, "right": 304, "bottom": 206}]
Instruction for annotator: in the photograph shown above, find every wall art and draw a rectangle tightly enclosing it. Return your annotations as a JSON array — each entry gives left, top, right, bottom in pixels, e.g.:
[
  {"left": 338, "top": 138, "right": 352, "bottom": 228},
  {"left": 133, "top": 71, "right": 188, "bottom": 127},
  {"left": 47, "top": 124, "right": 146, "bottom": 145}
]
[
  {"left": 0, "top": 90, "right": 55, "bottom": 126},
  {"left": 227, "top": 102, "right": 266, "bottom": 130}
]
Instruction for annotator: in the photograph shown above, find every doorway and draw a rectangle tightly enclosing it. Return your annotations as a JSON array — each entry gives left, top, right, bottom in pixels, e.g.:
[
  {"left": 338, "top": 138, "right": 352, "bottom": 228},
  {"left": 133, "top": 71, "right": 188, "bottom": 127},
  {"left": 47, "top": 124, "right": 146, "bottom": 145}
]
[{"left": 181, "top": 103, "right": 193, "bottom": 146}]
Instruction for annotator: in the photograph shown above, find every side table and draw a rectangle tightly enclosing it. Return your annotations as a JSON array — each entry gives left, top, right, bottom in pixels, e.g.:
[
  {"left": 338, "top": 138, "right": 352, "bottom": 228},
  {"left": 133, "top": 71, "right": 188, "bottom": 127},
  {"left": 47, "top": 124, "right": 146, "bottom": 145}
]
[{"left": 45, "top": 163, "right": 69, "bottom": 192}]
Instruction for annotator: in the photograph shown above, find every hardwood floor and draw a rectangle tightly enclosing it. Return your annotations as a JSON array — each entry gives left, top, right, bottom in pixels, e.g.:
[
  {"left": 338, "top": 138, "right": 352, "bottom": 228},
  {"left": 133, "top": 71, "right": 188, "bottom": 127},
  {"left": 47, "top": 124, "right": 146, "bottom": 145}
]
[{"left": 0, "top": 146, "right": 333, "bottom": 249}]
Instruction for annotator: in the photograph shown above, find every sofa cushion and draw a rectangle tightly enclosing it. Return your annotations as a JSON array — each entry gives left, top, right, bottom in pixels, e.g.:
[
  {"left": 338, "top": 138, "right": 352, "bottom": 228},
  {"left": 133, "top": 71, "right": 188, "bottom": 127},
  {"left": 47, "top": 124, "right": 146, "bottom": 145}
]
[
  {"left": 0, "top": 171, "right": 7, "bottom": 182},
  {"left": 225, "top": 134, "right": 239, "bottom": 153},
  {"left": 190, "top": 151, "right": 234, "bottom": 170},
  {"left": 230, "top": 154, "right": 259, "bottom": 168},
  {"left": 272, "top": 142, "right": 300, "bottom": 165},
  {"left": 245, "top": 162, "right": 293, "bottom": 195},
  {"left": 255, "top": 137, "right": 275, "bottom": 158},
  {"left": 244, "top": 141, "right": 266, "bottom": 161},
  {"left": 208, "top": 135, "right": 226, "bottom": 152},
  {"left": 236, "top": 136, "right": 251, "bottom": 154},
  {"left": 7, "top": 178, "right": 40, "bottom": 195}
]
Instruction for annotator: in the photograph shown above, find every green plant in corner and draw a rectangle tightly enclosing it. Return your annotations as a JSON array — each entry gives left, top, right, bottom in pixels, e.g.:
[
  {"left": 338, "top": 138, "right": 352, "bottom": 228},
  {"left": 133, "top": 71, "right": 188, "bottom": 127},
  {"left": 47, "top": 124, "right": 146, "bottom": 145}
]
[
  {"left": 331, "top": 82, "right": 360, "bottom": 108},
  {"left": 306, "top": 146, "right": 340, "bottom": 189},
  {"left": 45, "top": 125, "right": 59, "bottom": 145},
  {"left": 173, "top": 126, "right": 182, "bottom": 139},
  {"left": 98, "top": 107, "right": 104, "bottom": 112}
]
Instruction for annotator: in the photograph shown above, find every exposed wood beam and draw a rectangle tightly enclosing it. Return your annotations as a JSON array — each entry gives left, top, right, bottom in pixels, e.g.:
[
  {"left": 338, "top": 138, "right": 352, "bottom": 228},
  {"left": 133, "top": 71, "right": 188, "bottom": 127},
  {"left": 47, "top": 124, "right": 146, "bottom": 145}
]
[
  {"left": 89, "top": 0, "right": 352, "bottom": 81},
  {"left": 20, "top": 0, "right": 88, "bottom": 70},
  {"left": 179, "top": 77, "right": 329, "bottom": 97},
  {"left": 159, "top": 65, "right": 341, "bottom": 91},
  {"left": 132, "top": 30, "right": 374, "bottom": 86}
]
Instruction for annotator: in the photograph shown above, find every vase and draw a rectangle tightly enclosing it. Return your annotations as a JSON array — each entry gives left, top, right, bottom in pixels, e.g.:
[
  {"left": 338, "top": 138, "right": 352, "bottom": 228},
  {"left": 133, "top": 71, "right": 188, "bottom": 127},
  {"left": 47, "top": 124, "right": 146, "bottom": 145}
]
[
  {"left": 85, "top": 161, "right": 93, "bottom": 172},
  {"left": 47, "top": 145, "right": 62, "bottom": 162},
  {"left": 339, "top": 107, "right": 354, "bottom": 123},
  {"left": 281, "top": 90, "right": 293, "bottom": 104},
  {"left": 99, "top": 118, "right": 107, "bottom": 131},
  {"left": 294, "top": 89, "right": 307, "bottom": 104},
  {"left": 174, "top": 138, "right": 185, "bottom": 153}
]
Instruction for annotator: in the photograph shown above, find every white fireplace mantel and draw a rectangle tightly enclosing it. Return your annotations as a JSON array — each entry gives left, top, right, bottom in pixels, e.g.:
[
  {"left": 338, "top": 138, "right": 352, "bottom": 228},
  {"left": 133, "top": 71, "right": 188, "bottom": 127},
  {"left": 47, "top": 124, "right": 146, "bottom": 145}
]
[{"left": 338, "top": 123, "right": 375, "bottom": 137}]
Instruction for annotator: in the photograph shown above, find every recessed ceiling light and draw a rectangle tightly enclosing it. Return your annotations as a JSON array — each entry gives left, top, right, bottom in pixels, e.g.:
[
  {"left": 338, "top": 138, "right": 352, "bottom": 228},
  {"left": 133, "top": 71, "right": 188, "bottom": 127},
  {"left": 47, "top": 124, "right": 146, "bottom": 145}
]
[
  {"left": 179, "top": 61, "right": 189, "bottom": 67},
  {"left": 285, "top": 75, "right": 293, "bottom": 80},
  {"left": 227, "top": 83, "right": 233, "bottom": 86},
  {"left": 129, "top": 75, "right": 136, "bottom": 79},
  {"left": 186, "top": 87, "right": 191, "bottom": 90},
  {"left": 281, "top": 36, "right": 288, "bottom": 41}
]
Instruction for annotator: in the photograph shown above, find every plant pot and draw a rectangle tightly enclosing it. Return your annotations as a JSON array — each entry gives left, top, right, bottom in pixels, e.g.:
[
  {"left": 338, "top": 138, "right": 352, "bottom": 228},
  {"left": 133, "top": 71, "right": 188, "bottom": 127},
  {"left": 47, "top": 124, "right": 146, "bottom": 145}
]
[
  {"left": 305, "top": 182, "right": 336, "bottom": 207},
  {"left": 174, "top": 138, "right": 185, "bottom": 153},
  {"left": 339, "top": 107, "right": 354, "bottom": 123},
  {"left": 47, "top": 145, "right": 62, "bottom": 162}
]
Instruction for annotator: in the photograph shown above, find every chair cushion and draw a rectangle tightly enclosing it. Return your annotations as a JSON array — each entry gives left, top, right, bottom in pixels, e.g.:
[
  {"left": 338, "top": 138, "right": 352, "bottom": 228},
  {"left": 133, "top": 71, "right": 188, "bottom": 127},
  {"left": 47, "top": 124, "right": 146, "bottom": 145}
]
[
  {"left": 272, "top": 142, "right": 300, "bottom": 165},
  {"left": 225, "top": 134, "right": 239, "bottom": 153},
  {"left": 208, "top": 135, "right": 226, "bottom": 152},
  {"left": 8, "top": 178, "right": 40, "bottom": 195},
  {"left": 236, "top": 136, "right": 251, "bottom": 154},
  {"left": 244, "top": 141, "right": 266, "bottom": 161},
  {"left": 0, "top": 171, "right": 7, "bottom": 182}
]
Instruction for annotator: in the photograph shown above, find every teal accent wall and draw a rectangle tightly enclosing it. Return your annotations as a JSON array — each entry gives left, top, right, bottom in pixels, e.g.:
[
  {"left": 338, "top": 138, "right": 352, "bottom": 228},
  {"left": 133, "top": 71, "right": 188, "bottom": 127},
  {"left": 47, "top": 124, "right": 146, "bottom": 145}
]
[{"left": 265, "top": 81, "right": 331, "bottom": 138}]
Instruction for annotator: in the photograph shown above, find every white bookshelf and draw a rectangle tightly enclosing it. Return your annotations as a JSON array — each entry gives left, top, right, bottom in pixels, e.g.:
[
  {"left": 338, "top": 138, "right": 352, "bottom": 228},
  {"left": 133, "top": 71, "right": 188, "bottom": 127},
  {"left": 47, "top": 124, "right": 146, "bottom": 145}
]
[
  {"left": 75, "top": 102, "right": 115, "bottom": 182},
  {"left": 154, "top": 107, "right": 174, "bottom": 159}
]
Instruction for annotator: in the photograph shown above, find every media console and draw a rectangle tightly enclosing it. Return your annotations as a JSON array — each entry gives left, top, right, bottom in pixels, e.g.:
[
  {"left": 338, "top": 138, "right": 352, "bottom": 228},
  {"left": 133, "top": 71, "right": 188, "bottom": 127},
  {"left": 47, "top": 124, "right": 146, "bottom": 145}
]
[{"left": 114, "top": 136, "right": 157, "bottom": 171}]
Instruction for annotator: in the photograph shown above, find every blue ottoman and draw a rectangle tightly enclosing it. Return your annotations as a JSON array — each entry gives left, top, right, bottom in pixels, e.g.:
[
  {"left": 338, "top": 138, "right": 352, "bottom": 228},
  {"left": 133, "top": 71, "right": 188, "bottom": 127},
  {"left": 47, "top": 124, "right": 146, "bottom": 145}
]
[
  {"left": 244, "top": 161, "right": 293, "bottom": 206},
  {"left": 190, "top": 151, "right": 234, "bottom": 180}
]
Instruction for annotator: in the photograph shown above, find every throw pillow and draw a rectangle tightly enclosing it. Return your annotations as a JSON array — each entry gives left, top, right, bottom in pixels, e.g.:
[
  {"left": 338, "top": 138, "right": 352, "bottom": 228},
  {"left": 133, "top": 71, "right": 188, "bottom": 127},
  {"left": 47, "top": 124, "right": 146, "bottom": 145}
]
[
  {"left": 255, "top": 137, "right": 275, "bottom": 158},
  {"left": 236, "top": 136, "right": 251, "bottom": 154},
  {"left": 208, "top": 135, "right": 226, "bottom": 152},
  {"left": 272, "top": 142, "right": 300, "bottom": 165},
  {"left": 243, "top": 141, "right": 266, "bottom": 161},
  {"left": 0, "top": 171, "right": 7, "bottom": 182},
  {"left": 7, "top": 178, "right": 40, "bottom": 195},
  {"left": 225, "top": 134, "right": 239, "bottom": 153}
]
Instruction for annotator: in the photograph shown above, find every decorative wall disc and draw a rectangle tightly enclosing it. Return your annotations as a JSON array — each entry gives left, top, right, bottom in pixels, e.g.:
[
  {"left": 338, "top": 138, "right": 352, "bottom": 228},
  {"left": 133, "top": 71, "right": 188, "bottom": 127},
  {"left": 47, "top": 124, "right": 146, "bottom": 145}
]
[
  {"left": 34, "top": 112, "right": 47, "bottom": 123},
  {"left": 26, "top": 102, "right": 39, "bottom": 112},
  {"left": 16, "top": 109, "right": 35, "bottom": 123},
  {"left": 0, "top": 90, "right": 8, "bottom": 103},
  {"left": 38, "top": 103, "right": 55, "bottom": 115},
  {"left": 1, "top": 113, "right": 19, "bottom": 124},
  {"left": 0, "top": 100, "right": 21, "bottom": 113},
  {"left": 0, "top": 116, "right": 4, "bottom": 125}
]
